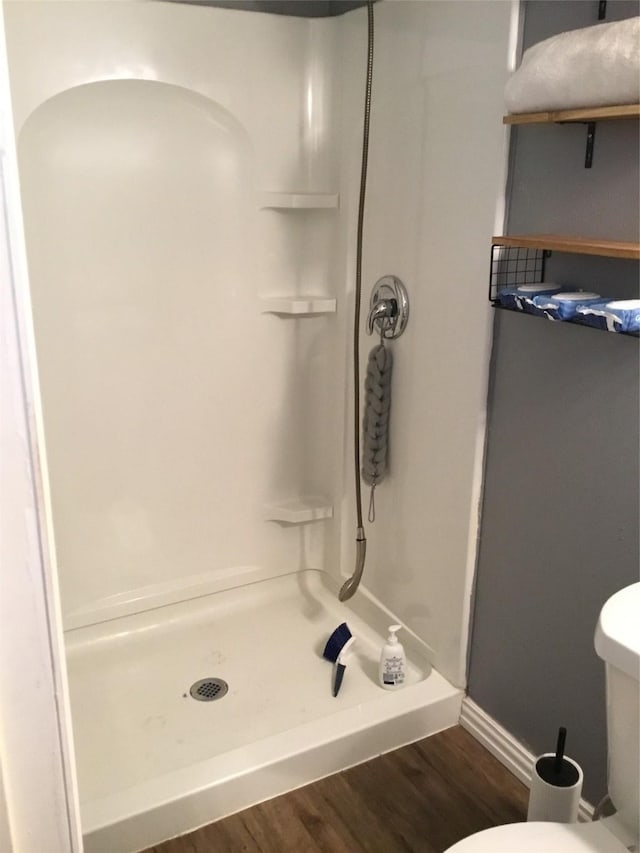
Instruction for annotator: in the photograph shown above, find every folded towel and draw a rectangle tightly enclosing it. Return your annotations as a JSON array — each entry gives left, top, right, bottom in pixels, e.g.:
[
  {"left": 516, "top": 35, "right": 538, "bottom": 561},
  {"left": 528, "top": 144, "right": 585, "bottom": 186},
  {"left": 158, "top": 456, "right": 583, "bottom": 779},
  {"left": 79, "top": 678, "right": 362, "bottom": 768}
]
[
  {"left": 533, "top": 292, "right": 602, "bottom": 321},
  {"left": 498, "top": 284, "right": 562, "bottom": 313},
  {"left": 576, "top": 299, "right": 640, "bottom": 335},
  {"left": 505, "top": 17, "right": 640, "bottom": 114}
]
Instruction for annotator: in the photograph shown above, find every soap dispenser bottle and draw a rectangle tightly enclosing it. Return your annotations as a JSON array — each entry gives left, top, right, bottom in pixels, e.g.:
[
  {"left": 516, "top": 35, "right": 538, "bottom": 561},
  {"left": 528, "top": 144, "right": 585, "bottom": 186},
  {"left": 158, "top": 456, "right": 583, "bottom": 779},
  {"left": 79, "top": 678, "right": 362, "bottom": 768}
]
[{"left": 379, "top": 624, "right": 406, "bottom": 689}]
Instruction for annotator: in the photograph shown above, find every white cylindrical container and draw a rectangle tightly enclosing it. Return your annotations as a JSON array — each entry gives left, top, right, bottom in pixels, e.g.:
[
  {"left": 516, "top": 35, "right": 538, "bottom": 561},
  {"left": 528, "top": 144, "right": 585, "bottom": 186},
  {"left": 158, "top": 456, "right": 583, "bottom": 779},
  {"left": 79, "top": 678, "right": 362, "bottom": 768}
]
[
  {"left": 379, "top": 625, "right": 406, "bottom": 690},
  {"left": 527, "top": 752, "right": 583, "bottom": 823}
]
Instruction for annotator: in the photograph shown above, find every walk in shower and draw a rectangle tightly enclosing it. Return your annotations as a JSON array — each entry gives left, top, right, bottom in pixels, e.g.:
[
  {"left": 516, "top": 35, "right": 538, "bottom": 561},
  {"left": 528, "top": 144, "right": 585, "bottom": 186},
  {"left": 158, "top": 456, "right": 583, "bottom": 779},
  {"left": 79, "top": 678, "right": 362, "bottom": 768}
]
[{"left": 3, "top": 1, "right": 515, "bottom": 849}]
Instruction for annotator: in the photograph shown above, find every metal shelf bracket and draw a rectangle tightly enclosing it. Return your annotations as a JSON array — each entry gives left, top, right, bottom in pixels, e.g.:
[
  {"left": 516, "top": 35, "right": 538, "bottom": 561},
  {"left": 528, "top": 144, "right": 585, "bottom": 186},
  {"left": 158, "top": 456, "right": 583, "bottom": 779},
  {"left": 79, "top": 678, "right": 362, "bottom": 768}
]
[
  {"left": 582, "top": 0, "right": 606, "bottom": 168},
  {"left": 585, "top": 121, "right": 597, "bottom": 168}
]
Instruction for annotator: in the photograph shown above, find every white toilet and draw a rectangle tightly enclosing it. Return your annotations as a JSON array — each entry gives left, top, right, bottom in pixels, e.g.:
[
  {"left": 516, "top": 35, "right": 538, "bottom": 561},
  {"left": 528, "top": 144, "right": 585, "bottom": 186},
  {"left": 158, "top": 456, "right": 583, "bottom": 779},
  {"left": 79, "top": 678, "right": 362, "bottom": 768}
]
[{"left": 447, "top": 582, "right": 640, "bottom": 853}]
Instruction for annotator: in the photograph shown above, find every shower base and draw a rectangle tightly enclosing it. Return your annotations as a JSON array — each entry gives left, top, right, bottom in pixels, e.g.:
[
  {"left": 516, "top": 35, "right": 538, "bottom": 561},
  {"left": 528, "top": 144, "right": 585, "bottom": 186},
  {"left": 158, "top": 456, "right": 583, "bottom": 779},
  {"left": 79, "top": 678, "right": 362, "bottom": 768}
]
[{"left": 65, "top": 569, "right": 461, "bottom": 853}]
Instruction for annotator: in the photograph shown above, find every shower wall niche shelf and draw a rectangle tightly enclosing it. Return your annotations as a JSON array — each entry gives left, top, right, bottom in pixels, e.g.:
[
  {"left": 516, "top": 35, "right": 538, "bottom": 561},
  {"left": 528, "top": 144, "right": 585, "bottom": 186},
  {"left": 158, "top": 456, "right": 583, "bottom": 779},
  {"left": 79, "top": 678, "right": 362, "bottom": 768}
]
[
  {"left": 258, "top": 192, "right": 339, "bottom": 210},
  {"left": 260, "top": 297, "right": 337, "bottom": 315},
  {"left": 264, "top": 499, "right": 333, "bottom": 524}
]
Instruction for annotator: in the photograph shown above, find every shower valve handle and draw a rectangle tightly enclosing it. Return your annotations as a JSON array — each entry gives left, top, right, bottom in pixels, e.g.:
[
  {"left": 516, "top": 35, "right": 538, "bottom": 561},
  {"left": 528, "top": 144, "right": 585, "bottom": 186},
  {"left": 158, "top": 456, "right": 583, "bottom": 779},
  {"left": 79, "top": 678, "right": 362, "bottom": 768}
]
[
  {"left": 367, "top": 298, "right": 397, "bottom": 335},
  {"left": 367, "top": 276, "right": 410, "bottom": 340}
]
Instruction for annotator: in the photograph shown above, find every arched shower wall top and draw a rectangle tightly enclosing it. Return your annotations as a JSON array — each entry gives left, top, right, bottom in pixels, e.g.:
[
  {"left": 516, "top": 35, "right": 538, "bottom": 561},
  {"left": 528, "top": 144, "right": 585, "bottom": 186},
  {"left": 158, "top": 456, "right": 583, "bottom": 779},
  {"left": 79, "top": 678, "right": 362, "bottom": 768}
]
[
  {"left": 5, "top": 0, "right": 334, "bottom": 189},
  {"left": 19, "top": 77, "right": 345, "bottom": 622},
  {"left": 18, "top": 75, "right": 255, "bottom": 136},
  {"left": 19, "top": 78, "right": 255, "bottom": 190}
]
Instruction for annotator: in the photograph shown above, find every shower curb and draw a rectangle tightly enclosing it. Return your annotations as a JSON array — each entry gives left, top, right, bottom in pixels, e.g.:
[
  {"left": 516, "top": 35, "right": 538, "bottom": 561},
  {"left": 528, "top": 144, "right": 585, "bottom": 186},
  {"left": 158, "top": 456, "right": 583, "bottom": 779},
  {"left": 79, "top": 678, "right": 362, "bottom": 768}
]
[{"left": 83, "top": 685, "right": 461, "bottom": 853}]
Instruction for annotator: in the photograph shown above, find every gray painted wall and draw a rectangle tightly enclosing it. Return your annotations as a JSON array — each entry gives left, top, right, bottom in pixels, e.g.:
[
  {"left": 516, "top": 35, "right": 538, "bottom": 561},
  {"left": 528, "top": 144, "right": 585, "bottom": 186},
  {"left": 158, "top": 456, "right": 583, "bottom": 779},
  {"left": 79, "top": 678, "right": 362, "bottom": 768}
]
[{"left": 468, "top": 0, "right": 639, "bottom": 805}]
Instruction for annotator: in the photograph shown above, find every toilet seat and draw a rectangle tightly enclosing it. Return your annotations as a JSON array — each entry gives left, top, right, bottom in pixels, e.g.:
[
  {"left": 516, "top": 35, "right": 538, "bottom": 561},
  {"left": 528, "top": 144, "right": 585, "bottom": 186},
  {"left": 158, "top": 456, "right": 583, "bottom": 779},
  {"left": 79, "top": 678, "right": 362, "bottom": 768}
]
[{"left": 445, "top": 819, "right": 630, "bottom": 852}]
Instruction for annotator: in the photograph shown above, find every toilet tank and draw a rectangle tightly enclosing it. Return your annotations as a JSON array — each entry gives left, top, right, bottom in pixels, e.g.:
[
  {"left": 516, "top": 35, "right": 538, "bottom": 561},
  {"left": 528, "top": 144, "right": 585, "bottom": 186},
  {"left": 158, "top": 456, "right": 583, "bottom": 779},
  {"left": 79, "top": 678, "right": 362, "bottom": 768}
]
[{"left": 594, "top": 582, "right": 640, "bottom": 845}]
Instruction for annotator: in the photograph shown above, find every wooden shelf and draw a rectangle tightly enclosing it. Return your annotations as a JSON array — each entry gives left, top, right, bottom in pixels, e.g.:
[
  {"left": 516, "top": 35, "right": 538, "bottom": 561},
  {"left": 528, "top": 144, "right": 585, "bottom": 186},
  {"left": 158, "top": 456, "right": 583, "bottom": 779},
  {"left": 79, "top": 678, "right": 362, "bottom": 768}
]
[
  {"left": 503, "top": 103, "right": 640, "bottom": 126},
  {"left": 492, "top": 234, "right": 640, "bottom": 260}
]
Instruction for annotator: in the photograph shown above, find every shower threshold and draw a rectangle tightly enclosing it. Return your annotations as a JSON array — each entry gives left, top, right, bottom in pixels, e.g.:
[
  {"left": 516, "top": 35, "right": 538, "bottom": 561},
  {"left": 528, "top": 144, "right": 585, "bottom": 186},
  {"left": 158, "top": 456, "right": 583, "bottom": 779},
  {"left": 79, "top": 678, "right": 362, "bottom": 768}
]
[{"left": 65, "top": 569, "right": 461, "bottom": 853}]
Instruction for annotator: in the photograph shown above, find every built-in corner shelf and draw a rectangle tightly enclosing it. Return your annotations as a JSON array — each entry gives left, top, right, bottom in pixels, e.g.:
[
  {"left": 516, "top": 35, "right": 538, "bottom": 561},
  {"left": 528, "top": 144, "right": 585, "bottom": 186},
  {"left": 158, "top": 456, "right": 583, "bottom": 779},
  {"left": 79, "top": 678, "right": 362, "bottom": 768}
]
[
  {"left": 258, "top": 192, "right": 339, "bottom": 210},
  {"left": 260, "top": 296, "right": 337, "bottom": 316},
  {"left": 264, "top": 499, "right": 333, "bottom": 524},
  {"left": 503, "top": 103, "right": 640, "bottom": 126},
  {"left": 492, "top": 234, "right": 640, "bottom": 260}
]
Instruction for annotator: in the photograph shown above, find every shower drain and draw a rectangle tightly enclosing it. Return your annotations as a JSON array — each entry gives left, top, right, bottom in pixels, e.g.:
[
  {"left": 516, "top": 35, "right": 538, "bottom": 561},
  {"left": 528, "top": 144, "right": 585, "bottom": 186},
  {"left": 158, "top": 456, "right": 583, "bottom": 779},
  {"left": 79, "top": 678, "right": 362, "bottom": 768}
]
[{"left": 189, "top": 677, "right": 229, "bottom": 702}]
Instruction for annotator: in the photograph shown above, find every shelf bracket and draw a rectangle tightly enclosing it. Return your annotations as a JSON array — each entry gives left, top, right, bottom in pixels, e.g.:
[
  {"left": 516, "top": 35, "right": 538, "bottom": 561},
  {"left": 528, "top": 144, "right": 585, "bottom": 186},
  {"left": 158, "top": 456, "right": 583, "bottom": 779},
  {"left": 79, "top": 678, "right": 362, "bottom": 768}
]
[
  {"left": 584, "top": 121, "right": 596, "bottom": 168},
  {"left": 583, "top": 0, "right": 605, "bottom": 168}
]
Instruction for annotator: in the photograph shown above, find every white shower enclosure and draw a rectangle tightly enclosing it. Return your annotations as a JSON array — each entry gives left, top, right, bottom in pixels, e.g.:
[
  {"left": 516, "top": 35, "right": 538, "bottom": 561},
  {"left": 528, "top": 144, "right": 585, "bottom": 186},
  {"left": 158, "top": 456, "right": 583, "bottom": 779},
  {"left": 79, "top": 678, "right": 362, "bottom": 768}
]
[{"left": 3, "top": 1, "right": 515, "bottom": 850}]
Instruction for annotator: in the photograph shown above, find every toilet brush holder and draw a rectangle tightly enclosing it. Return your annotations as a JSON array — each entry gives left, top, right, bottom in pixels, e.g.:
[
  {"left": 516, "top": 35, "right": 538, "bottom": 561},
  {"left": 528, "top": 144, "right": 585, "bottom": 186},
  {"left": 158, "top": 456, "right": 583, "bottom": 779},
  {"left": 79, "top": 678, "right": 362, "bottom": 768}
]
[{"left": 527, "top": 727, "right": 583, "bottom": 823}]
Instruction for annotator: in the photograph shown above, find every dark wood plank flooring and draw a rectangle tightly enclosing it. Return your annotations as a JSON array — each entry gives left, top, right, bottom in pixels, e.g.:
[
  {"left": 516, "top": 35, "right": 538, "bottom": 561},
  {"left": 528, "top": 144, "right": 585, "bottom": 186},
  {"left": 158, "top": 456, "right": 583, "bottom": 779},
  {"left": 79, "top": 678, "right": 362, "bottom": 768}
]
[{"left": 145, "top": 726, "right": 528, "bottom": 853}]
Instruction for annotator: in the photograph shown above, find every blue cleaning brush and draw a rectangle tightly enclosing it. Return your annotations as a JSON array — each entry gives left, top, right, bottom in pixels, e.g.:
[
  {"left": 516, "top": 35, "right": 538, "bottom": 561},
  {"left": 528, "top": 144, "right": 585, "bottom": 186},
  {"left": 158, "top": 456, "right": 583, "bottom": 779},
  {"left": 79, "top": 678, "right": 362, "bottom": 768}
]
[{"left": 323, "top": 622, "right": 354, "bottom": 697}]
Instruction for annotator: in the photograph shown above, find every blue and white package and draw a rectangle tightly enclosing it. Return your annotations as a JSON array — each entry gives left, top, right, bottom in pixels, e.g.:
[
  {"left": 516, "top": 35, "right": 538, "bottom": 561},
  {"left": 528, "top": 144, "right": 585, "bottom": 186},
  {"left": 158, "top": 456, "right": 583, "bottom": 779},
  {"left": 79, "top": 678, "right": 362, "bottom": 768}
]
[
  {"left": 497, "top": 284, "right": 561, "bottom": 312},
  {"left": 573, "top": 299, "right": 613, "bottom": 331},
  {"left": 533, "top": 291, "right": 602, "bottom": 322},
  {"left": 515, "top": 284, "right": 565, "bottom": 316},
  {"left": 496, "top": 286, "right": 522, "bottom": 309},
  {"left": 606, "top": 300, "right": 640, "bottom": 335},
  {"left": 577, "top": 299, "right": 640, "bottom": 335}
]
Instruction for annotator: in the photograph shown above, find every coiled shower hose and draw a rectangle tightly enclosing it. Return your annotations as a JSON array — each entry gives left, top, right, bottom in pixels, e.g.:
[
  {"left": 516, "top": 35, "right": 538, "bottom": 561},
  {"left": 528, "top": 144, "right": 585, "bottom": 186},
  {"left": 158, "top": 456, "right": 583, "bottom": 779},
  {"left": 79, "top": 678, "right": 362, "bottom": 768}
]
[{"left": 339, "top": 0, "right": 374, "bottom": 603}]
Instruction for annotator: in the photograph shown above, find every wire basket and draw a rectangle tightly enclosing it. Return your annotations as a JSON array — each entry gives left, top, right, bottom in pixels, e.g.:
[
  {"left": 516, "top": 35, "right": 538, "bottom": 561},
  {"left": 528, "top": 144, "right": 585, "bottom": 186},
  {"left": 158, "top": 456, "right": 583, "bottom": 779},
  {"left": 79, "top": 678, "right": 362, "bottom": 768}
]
[{"left": 489, "top": 244, "right": 547, "bottom": 303}]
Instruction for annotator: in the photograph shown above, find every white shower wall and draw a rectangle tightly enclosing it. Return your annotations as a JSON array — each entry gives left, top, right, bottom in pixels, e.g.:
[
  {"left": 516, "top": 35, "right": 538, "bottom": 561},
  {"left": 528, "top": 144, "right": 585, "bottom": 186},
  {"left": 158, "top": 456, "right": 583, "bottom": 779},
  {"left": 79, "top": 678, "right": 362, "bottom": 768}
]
[
  {"left": 6, "top": 1, "right": 346, "bottom": 621},
  {"left": 4, "top": 0, "right": 514, "bottom": 687},
  {"left": 337, "top": 1, "right": 514, "bottom": 686}
]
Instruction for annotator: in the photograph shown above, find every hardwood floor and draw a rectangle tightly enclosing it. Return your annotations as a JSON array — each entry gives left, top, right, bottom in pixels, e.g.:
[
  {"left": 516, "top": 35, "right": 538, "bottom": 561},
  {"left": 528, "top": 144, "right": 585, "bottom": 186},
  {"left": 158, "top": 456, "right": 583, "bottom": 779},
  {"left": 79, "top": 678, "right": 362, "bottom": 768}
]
[{"left": 144, "top": 726, "right": 528, "bottom": 853}]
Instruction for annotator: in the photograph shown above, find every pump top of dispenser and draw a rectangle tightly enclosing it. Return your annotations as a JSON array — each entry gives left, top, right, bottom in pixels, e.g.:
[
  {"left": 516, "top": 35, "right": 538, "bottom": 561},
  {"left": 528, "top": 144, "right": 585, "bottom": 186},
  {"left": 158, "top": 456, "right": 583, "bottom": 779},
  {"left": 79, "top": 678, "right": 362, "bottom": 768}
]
[{"left": 387, "top": 625, "right": 401, "bottom": 644}]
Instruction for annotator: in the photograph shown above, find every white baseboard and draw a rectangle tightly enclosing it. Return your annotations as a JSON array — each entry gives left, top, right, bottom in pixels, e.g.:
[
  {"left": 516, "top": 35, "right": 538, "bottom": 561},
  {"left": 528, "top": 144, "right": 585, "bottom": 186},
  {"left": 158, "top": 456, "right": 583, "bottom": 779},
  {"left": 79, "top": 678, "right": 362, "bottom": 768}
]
[{"left": 460, "top": 697, "right": 594, "bottom": 823}]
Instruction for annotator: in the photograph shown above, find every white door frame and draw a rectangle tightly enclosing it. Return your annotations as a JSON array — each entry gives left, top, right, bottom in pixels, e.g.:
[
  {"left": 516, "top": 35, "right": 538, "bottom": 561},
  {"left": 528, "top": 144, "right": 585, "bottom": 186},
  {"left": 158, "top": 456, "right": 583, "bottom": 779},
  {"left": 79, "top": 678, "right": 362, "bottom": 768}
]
[{"left": 0, "top": 4, "right": 82, "bottom": 850}]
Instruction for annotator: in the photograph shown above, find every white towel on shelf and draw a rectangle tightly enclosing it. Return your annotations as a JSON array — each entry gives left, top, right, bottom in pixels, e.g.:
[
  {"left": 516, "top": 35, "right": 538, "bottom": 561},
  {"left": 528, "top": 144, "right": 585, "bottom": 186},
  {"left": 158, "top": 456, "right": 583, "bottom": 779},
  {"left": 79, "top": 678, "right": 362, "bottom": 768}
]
[{"left": 505, "top": 16, "right": 640, "bottom": 114}]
